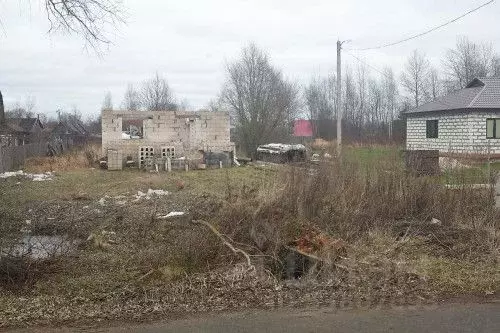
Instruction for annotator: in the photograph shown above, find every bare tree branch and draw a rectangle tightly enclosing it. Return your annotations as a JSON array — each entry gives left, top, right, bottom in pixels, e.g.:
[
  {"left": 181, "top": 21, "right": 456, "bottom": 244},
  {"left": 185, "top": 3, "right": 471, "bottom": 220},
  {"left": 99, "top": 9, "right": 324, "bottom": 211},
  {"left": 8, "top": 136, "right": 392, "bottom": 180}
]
[{"left": 42, "top": 0, "right": 124, "bottom": 51}]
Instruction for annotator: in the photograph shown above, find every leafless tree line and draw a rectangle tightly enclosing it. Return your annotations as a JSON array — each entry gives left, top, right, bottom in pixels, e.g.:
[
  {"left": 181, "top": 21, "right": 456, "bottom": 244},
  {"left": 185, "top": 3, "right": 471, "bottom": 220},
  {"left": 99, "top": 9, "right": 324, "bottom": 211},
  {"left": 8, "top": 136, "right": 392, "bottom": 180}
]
[{"left": 301, "top": 36, "right": 500, "bottom": 142}]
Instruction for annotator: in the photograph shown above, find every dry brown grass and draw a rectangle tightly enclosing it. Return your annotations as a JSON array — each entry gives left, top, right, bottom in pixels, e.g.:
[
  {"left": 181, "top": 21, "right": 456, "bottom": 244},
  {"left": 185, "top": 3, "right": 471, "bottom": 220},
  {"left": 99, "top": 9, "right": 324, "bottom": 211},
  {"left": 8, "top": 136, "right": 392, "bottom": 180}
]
[
  {"left": 0, "top": 147, "right": 498, "bottom": 327},
  {"left": 210, "top": 151, "right": 498, "bottom": 293},
  {"left": 23, "top": 144, "right": 101, "bottom": 173}
]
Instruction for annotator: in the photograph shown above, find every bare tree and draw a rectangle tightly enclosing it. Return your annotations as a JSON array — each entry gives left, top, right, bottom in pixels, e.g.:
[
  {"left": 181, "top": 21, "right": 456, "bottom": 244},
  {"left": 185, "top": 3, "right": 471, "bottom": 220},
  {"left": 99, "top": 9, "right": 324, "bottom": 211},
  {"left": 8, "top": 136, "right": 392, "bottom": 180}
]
[
  {"left": 221, "top": 43, "right": 299, "bottom": 155},
  {"left": 368, "top": 78, "right": 382, "bottom": 124},
  {"left": 178, "top": 98, "right": 191, "bottom": 111},
  {"left": 304, "top": 75, "right": 335, "bottom": 138},
  {"left": 141, "top": 73, "right": 177, "bottom": 111},
  {"left": 5, "top": 96, "right": 37, "bottom": 118},
  {"left": 102, "top": 92, "right": 113, "bottom": 110},
  {"left": 207, "top": 98, "right": 224, "bottom": 112},
  {"left": 381, "top": 67, "right": 399, "bottom": 138},
  {"left": 428, "top": 67, "right": 443, "bottom": 101},
  {"left": 71, "top": 105, "right": 82, "bottom": 121},
  {"left": 85, "top": 114, "right": 102, "bottom": 134},
  {"left": 122, "top": 84, "right": 141, "bottom": 111},
  {"left": 443, "top": 36, "right": 499, "bottom": 89},
  {"left": 401, "top": 50, "right": 430, "bottom": 107}
]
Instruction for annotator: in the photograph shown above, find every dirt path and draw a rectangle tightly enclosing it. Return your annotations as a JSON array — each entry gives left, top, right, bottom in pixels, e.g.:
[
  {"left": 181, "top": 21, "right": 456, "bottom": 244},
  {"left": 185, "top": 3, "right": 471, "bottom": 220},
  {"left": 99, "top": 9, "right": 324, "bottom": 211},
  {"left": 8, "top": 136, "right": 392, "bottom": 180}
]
[{"left": 10, "top": 302, "right": 500, "bottom": 333}]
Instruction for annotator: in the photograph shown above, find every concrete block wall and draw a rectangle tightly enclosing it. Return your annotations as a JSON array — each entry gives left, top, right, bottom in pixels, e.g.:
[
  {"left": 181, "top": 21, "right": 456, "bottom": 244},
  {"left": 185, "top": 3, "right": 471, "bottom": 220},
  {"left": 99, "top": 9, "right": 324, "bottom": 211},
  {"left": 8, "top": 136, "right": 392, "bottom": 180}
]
[
  {"left": 101, "top": 110, "right": 233, "bottom": 164},
  {"left": 107, "top": 149, "right": 123, "bottom": 170},
  {"left": 406, "top": 110, "right": 500, "bottom": 155}
]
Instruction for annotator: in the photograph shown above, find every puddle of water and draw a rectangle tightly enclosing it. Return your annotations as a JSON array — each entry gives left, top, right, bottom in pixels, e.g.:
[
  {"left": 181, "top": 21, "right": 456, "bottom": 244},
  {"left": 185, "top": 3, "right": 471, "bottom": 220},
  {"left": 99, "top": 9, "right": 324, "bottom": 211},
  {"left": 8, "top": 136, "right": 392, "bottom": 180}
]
[{"left": 1, "top": 235, "right": 79, "bottom": 260}]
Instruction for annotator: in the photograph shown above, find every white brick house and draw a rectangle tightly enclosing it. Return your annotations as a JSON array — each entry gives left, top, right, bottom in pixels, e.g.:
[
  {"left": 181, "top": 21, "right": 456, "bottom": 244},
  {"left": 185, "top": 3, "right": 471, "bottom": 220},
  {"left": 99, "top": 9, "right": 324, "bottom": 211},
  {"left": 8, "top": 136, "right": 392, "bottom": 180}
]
[{"left": 406, "top": 78, "right": 500, "bottom": 158}]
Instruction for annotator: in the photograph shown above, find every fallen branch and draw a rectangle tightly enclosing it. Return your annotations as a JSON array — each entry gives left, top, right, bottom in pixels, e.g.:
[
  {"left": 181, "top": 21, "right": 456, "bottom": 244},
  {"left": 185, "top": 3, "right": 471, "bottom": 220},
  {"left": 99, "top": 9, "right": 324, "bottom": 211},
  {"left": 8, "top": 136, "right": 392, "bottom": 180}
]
[{"left": 191, "top": 219, "right": 254, "bottom": 270}]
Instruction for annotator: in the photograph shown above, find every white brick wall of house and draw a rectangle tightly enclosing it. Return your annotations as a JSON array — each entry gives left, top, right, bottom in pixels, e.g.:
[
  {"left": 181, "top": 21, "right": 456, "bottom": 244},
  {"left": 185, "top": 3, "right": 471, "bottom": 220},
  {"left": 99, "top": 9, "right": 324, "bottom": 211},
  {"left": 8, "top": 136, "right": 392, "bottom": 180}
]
[{"left": 406, "top": 110, "right": 500, "bottom": 155}]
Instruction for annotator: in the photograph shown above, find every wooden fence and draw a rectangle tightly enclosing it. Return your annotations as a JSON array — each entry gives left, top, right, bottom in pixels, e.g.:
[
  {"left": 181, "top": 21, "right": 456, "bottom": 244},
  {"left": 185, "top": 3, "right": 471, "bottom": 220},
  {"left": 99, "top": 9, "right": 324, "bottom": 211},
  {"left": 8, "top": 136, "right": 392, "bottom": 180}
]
[{"left": 0, "top": 142, "right": 48, "bottom": 173}]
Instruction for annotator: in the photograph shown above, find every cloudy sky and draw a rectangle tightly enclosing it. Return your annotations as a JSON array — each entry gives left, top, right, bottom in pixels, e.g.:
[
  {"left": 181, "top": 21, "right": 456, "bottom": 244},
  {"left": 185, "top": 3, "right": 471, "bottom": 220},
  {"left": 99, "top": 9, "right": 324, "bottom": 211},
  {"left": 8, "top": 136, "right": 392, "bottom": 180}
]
[{"left": 0, "top": 0, "right": 498, "bottom": 119}]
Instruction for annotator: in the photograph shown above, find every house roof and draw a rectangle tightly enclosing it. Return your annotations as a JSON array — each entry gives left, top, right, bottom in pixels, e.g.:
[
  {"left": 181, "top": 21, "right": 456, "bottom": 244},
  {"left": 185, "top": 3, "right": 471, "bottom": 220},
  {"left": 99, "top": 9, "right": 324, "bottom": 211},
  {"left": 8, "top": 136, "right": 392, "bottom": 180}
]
[
  {"left": 51, "top": 116, "right": 88, "bottom": 136},
  {"left": 0, "top": 117, "right": 43, "bottom": 134},
  {"left": 406, "top": 77, "right": 500, "bottom": 114}
]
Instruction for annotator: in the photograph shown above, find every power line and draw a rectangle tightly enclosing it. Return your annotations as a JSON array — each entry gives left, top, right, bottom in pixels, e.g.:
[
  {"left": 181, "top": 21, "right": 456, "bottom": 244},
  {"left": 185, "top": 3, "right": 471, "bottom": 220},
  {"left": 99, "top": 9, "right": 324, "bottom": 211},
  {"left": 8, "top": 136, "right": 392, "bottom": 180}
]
[
  {"left": 348, "top": 0, "right": 495, "bottom": 51},
  {"left": 345, "top": 51, "right": 392, "bottom": 79}
]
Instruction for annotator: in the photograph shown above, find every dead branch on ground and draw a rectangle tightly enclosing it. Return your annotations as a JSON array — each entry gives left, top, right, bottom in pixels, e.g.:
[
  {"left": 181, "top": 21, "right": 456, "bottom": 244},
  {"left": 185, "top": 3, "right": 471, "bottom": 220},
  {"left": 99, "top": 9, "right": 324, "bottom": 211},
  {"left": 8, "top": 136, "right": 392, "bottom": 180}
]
[{"left": 191, "top": 219, "right": 254, "bottom": 270}]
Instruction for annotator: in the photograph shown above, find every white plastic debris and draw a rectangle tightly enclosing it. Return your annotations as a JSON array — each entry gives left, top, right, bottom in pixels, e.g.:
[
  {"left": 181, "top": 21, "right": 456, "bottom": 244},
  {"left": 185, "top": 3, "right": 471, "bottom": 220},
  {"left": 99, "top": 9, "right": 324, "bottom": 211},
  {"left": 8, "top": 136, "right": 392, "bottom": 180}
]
[
  {"left": 158, "top": 211, "right": 185, "bottom": 219},
  {"left": 98, "top": 197, "right": 107, "bottom": 206}
]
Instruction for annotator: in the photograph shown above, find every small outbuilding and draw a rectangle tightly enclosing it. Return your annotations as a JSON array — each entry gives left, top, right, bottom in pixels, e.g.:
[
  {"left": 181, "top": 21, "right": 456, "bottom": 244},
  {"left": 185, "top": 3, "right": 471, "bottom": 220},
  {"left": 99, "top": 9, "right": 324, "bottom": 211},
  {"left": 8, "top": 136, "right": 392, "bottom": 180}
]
[{"left": 405, "top": 77, "right": 500, "bottom": 158}]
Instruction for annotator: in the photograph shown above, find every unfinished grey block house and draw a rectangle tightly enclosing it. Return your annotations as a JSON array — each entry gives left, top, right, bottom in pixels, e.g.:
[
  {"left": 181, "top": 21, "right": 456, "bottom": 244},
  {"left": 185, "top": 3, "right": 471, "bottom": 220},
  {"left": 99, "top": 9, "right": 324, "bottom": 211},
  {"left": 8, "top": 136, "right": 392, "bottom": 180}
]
[
  {"left": 101, "top": 109, "right": 234, "bottom": 168},
  {"left": 406, "top": 78, "right": 500, "bottom": 158}
]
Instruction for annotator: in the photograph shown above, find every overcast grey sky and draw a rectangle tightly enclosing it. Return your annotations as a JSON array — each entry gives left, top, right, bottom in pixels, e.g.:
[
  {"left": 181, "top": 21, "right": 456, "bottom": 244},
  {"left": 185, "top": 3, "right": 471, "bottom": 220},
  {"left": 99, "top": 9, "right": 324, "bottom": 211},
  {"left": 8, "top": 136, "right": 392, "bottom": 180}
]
[{"left": 0, "top": 0, "right": 499, "bottom": 119}]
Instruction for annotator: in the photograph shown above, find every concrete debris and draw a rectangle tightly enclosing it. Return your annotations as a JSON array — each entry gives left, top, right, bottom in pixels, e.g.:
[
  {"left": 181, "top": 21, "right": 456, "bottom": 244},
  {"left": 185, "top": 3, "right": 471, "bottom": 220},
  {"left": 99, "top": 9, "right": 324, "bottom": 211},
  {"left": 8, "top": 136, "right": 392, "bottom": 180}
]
[
  {"left": 445, "top": 184, "right": 493, "bottom": 190},
  {"left": 147, "top": 189, "right": 169, "bottom": 196},
  {"left": 0, "top": 170, "right": 54, "bottom": 181},
  {"left": 98, "top": 197, "right": 108, "bottom": 206},
  {"left": 439, "top": 157, "right": 471, "bottom": 170},
  {"left": 133, "top": 189, "right": 169, "bottom": 201}
]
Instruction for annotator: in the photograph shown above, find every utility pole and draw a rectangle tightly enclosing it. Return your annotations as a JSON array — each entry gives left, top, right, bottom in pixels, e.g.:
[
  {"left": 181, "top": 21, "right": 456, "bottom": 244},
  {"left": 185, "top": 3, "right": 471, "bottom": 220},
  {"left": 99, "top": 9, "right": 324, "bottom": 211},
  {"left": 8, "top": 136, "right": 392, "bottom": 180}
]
[
  {"left": 336, "top": 40, "right": 343, "bottom": 155},
  {"left": 336, "top": 39, "right": 350, "bottom": 156}
]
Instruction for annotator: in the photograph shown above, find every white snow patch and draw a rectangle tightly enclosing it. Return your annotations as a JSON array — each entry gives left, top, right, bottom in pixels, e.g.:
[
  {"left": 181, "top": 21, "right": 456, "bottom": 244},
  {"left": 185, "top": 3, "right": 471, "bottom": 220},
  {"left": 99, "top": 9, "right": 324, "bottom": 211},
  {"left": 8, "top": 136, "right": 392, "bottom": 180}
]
[
  {"left": 147, "top": 189, "right": 169, "bottom": 196},
  {"left": 0, "top": 170, "right": 53, "bottom": 181},
  {"left": 0, "top": 170, "right": 24, "bottom": 178}
]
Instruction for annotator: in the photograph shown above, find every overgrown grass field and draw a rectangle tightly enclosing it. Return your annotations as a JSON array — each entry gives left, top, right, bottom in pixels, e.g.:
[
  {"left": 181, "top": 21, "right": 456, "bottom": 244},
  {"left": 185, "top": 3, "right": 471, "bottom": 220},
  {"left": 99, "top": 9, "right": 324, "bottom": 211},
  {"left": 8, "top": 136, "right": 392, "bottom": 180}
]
[{"left": 0, "top": 145, "right": 498, "bottom": 328}]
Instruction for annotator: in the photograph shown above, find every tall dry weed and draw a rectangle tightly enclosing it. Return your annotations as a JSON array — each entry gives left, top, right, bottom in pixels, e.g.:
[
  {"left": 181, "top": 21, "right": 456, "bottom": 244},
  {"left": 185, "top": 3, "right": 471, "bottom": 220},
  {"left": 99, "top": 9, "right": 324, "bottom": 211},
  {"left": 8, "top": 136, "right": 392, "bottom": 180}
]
[{"left": 24, "top": 144, "right": 101, "bottom": 173}]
